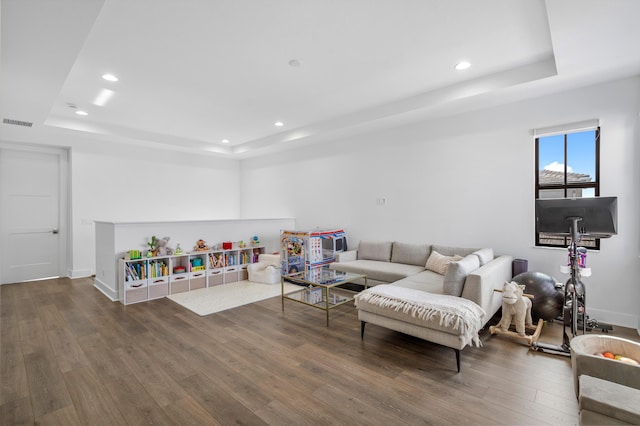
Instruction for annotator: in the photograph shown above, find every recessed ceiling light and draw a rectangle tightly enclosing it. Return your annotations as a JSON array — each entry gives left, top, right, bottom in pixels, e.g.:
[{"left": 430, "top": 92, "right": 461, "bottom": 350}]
[
  {"left": 102, "top": 73, "right": 118, "bottom": 82},
  {"left": 288, "top": 58, "right": 302, "bottom": 67},
  {"left": 455, "top": 61, "right": 471, "bottom": 70},
  {"left": 274, "top": 121, "right": 284, "bottom": 127},
  {"left": 221, "top": 139, "right": 230, "bottom": 144},
  {"left": 75, "top": 110, "right": 88, "bottom": 116}
]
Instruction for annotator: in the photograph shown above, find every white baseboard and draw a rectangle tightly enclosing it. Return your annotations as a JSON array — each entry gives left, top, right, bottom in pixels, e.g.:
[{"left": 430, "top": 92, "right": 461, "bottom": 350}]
[
  {"left": 93, "top": 277, "right": 118, "bottom": 301},
  {"left": 587, "top": 307, "right": 639, "bottom": 331},
  {"left": 68, "top": 268, "right": 93, "bottom": 278}
]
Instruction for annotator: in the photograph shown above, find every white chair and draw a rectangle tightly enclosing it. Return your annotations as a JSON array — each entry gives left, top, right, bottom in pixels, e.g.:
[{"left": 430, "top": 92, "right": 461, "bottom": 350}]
[{"left": 247, "top": 254, "right": 281, "bottom": 284}]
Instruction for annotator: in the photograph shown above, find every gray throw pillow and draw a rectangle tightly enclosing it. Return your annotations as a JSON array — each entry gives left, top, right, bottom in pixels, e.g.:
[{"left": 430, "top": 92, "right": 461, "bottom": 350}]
[
  {"left": 358, "top": 241, "right": 393, "bottom": 262},
  {"left": 432, "top": 244, "right": 479, "bottom": 258},
  {"left": 472, "top": 248, "right": 494, "bottom": 266},
  {"left": 391, "top": 242, "right": 431, "bottom": 266},
  {"left": 443, "top": 254, "right": 480, "bottom": 297}
]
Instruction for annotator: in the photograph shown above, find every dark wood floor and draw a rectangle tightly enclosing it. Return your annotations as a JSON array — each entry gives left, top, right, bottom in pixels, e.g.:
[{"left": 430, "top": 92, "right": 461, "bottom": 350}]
[{"left": 1, "top": 278, "right": 638, "bottom": 425}]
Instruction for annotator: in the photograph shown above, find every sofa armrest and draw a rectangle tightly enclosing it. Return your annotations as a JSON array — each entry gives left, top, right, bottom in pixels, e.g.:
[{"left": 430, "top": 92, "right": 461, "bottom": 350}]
[
  {"left": 461, "top": 255, "right": 513, "bottom": 324},
  {"left": 335, "top": 250, "right": 357, "bottom": 262}
]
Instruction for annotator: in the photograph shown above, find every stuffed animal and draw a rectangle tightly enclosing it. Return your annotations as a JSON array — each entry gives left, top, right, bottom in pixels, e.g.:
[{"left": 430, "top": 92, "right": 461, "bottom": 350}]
[
  {"left": 156, "top": 236, "right": 173, "bottom": 256},
  {"left": 194, "top": 239, "right": 209, "bottom": 252},
  {"left": 498, "top": 281, "right": 534, "bottom": 336}
]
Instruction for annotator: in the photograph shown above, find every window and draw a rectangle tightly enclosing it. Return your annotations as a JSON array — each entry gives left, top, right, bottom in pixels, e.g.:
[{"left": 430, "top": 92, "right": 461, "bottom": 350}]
[{"left": 535, "top": 127, "right": 600, "bottom": 248}]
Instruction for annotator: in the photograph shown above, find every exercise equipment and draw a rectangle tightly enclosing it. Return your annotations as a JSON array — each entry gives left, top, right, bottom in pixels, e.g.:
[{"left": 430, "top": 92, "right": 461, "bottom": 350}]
[
  {"left": 532, "top": 197, "right": 618, "bottom": 356},
  {"left": 512, "top": 271, "right": 563, "bottom": 321}
]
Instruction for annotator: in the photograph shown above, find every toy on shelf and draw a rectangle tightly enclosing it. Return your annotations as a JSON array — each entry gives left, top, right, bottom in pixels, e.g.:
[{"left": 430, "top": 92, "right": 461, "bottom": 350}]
[
  {"left": 147, "top": 235, "right": 158, "bottom": 257},
  {"left": 238, "top": 240, "right": 246, "bottom": 248},
  {"left": 190, "top": 257, "right": 205, "bottom": 271},
  {"left": 194, "top": 239, "right": 209, "bottom": 252},
  {"left": 156, "top": 236, "right": 173, "bottom": 256},
  {"left": 174, "top": 243, "right": 183, "bottom": 255},
  {"left": 252, "top": 235, "right": 260, "bottom": 246},
  {"left": 128, "top": 250, "right": 142, "bottom": 260}
]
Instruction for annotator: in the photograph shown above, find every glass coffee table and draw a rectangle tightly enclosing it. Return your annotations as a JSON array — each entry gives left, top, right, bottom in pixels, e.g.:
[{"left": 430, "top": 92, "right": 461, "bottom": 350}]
[{"left": 281, "top": 268, "right": 368, "bottom": 326}]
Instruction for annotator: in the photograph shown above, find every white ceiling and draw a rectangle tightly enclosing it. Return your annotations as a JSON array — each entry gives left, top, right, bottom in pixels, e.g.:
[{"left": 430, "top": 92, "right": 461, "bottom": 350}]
[{"left": 2, "top": 0, "right": 640, "bottom": 158}]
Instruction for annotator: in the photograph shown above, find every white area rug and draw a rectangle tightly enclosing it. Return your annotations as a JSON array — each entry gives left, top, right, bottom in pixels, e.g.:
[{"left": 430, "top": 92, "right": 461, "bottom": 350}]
[{"left": 167, "top": 280, "right": 301, "bottom": 316}]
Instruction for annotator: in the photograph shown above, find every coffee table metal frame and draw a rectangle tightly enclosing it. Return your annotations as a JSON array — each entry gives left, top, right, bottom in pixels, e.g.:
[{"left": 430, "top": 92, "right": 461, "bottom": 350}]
[{"left": 281, "top": 269, "right": 368, "bottom": 326}]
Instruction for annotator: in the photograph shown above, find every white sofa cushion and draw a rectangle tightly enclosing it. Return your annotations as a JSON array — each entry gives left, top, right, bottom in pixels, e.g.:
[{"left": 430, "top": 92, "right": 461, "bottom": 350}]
[
  {"left": 443, "top": 254, "right": 480, "bottom": 297},
  {"left": 426, "top": 250, "right": 463, "bottom": 275},
  {"left": 472, "top": 248, "right": 494, "bottom": 266},
  {"left": 391, "top": 242, "right": 431, "bottom": 266},
  {"left": 358, "top": 241, "right": 393, "bottom": 262},
  {"left": 330, "top": 259, "right": 424, "bottom": 283},
  {"left": 392, "top": 270, "right": 444, "bottom": 294}
]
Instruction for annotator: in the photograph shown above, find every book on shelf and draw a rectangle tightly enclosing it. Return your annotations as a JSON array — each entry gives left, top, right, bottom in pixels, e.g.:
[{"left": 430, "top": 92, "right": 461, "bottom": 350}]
[
  {"left": 125, "top": 262, "right": 145, "bottom": 281},
  {"left": 208, "top": 253, "right": 224, "bottom": 268},
  {"left": 148, "top": 260, "right": 168, "bottom": 278}
]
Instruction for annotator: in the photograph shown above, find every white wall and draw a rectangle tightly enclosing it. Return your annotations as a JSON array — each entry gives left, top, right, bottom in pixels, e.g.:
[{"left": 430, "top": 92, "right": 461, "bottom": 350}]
[
  {"left": 0, "top": 127, "right": 242, "bottom": 279},
  {"left": 240, "top": 76, "right": 640, "bottom": 329},
  {"left": 2, "top": 75, "right": 638, "bottom": 329},
  {"left": 70, "top": 142, "right": 241, "bottom": 277}
]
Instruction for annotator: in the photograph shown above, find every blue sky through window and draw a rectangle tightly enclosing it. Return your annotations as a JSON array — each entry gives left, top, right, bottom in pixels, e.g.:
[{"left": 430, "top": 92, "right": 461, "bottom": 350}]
[
  {"left": 538, "top": 130, "right": 596, "bottom": 178},
  {"left": 538, "top": 129, "right": 597, "bottom": 197}
]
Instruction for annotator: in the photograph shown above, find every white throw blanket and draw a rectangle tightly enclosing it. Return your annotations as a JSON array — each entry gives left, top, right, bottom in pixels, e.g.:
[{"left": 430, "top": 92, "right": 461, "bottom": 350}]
[{"left": 355, "top": 285, "right": 486, "bottom": 347}]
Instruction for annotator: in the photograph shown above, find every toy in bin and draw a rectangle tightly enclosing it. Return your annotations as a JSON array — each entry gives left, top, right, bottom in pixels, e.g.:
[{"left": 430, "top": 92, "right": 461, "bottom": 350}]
[{"left": 173, "top": 265, "right": 186, "bottom": 274}]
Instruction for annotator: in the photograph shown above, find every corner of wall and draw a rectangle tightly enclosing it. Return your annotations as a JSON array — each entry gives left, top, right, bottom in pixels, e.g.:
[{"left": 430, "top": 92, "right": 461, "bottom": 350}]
[
  {"left": 68, "top": 268, "right": 93, "bottom": 279},
  {"left": 93, "top": 278, "right": 118, "bottom": 301}
]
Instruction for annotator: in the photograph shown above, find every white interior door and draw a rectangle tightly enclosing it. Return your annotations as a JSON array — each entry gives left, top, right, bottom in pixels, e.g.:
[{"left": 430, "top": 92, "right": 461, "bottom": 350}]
[{"left": 0, "top": 147, "right": 66, "bottom": 284}]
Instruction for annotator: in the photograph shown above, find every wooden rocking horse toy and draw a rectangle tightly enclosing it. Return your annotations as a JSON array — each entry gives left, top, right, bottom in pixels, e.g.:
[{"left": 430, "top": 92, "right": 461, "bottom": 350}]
[{"left": 489, "top": 281, "right": 544, "bottom": 345}]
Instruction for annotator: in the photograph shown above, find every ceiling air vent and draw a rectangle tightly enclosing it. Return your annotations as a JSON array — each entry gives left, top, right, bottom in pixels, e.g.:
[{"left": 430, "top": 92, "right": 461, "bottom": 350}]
[{"left": 3, "top": 118, "right": 33, "bottom": 127}]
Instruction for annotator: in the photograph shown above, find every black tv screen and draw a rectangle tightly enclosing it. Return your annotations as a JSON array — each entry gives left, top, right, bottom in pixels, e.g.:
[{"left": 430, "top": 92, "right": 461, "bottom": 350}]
[{"left": 535, "top": 197, "right": 617, "bottom": 238}]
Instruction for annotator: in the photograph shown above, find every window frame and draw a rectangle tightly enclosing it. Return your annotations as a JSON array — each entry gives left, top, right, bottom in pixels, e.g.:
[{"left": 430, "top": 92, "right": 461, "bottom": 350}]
[{"left": 535, "top": 127, "right": 601, "bottom": 249}]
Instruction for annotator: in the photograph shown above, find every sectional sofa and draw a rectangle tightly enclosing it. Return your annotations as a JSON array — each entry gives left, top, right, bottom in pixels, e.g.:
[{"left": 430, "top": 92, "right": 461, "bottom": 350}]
[{"left": 329, "top": 240, "right": 513, "bottom": 371}]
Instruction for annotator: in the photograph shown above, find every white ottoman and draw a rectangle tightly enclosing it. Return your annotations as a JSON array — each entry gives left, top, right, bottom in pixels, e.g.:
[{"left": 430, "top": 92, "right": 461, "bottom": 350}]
[{"left": 247, "top": 254, "right": 281, "bottom": 284}]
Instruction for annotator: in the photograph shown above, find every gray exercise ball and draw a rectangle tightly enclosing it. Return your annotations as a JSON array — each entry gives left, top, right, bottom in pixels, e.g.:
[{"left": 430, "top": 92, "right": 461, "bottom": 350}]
[{"left": 512, "top": 271, "right": 564, "bottom": 321}]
